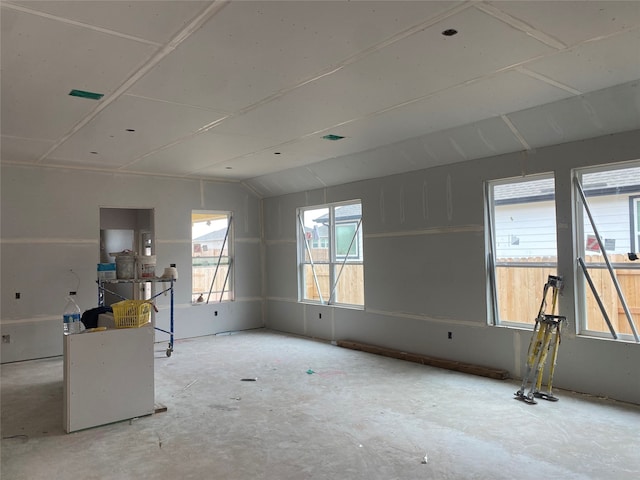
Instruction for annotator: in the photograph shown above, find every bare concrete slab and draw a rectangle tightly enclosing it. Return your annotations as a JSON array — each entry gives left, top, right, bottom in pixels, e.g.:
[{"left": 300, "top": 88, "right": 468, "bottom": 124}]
[{"left": 2, "top": 329, "right": 639, "bottom": 479}]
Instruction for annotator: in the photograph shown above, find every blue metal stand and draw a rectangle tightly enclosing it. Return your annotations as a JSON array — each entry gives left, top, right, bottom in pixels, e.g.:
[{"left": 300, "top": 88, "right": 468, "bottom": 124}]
[{"left": 97, "top": 278, "right": 175, "bottom": 356}]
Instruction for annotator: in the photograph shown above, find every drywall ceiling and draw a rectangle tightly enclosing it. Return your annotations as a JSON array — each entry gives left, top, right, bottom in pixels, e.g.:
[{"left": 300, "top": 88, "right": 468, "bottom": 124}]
[{"left": 1, "top": 0, "right": 639, "bottom": 197}]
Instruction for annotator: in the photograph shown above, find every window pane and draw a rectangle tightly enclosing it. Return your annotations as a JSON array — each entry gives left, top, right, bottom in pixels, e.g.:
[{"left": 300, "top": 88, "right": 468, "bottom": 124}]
[
  {"left": 491, "top": 177, "right": 557, "bottom": 324},
  {"left": 302, "top": 264, "right": 330, "bottom": 302},
  {"left": 333, "top": 264, "right": 364, "bottom": 305},
  {"left": 335, "top": 223, "right": 357, "bottom": 256},
  {"left": 192, "top": 211, "right": 232, "bottom": 302},
  {"left": 579, "top": 166, "right": 640, "bottom": 336},
  {"left": 301, "top": 208, "right": 328, "bottom": 263},
  {"left": 583, "top": 261, "right": 639, "bottom": 335}
]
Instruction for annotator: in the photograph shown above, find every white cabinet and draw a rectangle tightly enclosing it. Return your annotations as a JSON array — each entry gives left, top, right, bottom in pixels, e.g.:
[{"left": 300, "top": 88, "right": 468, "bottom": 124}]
[{"left": 63, "top": 326, "right": 154, "bottom": 433}]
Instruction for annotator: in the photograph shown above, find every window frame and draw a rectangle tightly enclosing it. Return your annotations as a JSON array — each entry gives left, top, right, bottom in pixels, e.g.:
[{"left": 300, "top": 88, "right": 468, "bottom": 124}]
[
  {"left": 297, "top": 200, "right": 364, "bottom": 307},
  {"left": 573, "top": 163, "right": 640, "bottom": 342},
  {"left": 486, "top": 173, "right": 558, "bottom": 327},
  {"left": 191, "top": 210, "right": 234, "bottom": 304}
]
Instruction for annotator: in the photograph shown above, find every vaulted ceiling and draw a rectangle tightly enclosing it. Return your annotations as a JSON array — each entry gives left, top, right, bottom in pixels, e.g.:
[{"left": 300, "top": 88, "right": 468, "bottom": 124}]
[{"left": 2, "top": 1, "right": 639, "bottom": 197}]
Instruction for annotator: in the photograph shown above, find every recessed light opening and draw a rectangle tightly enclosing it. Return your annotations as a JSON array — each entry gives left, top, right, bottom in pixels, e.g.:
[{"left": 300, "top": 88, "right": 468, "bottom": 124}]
[
  {"left": 442, "top": 29, "right": 458, "bottom": 37},
  {"left": 125, "top": 129, "right": 136, "bottom": 132}
]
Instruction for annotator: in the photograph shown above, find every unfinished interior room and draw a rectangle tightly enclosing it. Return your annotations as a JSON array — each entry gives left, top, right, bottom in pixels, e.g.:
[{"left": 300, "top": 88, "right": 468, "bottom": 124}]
[{"left": 1, "top": 1, "right": 639, "bottom": 478}]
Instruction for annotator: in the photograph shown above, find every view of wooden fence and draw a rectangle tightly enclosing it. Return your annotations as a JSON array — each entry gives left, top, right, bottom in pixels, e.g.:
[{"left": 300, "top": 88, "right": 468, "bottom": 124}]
[
  {"left": 304, "top": 264, "right": 364, "bottom": 305},
  {"left": 496, "top": 254, "right": 639, "bottom": 336},
  {"left": 192, "top": 265, "right": 231, "bottom": 302}
]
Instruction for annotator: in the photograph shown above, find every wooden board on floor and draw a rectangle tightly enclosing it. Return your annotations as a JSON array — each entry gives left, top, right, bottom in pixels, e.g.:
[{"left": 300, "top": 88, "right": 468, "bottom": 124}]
[{"left": 336, "top": 340, "right": 509, "bottom": 380}]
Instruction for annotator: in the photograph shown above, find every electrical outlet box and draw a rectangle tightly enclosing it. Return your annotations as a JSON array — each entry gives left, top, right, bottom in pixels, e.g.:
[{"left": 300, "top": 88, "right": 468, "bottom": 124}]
[
  {"left": 15, "top": 292, "right": 20, "bottom": 299},
  {"left": 2, "top": 335, "right": 10, "bottom": 344}
]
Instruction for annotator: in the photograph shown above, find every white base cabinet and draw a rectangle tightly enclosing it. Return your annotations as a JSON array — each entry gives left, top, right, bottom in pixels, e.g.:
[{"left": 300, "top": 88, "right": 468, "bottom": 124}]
[{"left": 63, "top": 326, "right": 154, "bottom": 433}]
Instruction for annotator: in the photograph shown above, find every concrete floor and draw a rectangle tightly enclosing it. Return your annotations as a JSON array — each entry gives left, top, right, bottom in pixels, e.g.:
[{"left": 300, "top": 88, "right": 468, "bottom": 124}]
[{"left": 1, "top": 329, "right": 639, "bottom": 479}]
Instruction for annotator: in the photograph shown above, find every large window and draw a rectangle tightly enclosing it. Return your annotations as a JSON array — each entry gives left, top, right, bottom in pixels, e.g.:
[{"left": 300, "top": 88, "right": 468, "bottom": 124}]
[
  {"left": 192, "top": 211, "right": 233, "bottom": 303},
  {"left": 574, "top": 164, "right": 640, "bottom": 340},
  {"left": 297, "top": 201, "right": 364, "bottom": 306},
  {"left": 486, "top": 175, "right": 558, "bottom": 326}
]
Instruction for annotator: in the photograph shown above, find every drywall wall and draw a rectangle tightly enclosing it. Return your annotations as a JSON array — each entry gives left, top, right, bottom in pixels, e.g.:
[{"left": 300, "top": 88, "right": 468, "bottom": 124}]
[
  {"left": 0, "top": 165, "right": 263, "bottom": 363},
  {"left": 262, "top": 129, "right": 640, "bottom": 404}
]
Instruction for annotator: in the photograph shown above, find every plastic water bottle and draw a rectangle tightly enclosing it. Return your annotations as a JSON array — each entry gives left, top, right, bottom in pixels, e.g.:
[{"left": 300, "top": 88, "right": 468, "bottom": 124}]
[{"left": 63, "top": 292, "right": 82, "bottom": 335}]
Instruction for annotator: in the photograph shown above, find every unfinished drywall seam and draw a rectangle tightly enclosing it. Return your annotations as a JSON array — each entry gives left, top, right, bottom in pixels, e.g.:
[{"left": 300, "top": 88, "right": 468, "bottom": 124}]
[
  {"left": 446, "top": 174, "right": 454, "bottom": 222},
  {"left": 514, "top": 331, "right": 522, "bottom": 378},
  {"left": 501, "top": 114, "right": 531, "bottom": 150},
  {"left": 331, "top": 308, "right": 336, "bottom": 341},
  {"left": 233, "top": 297, "right": 263, "bottom": 303},
  {"left": 277, "top": 201, "right": 282, "bottom": 237},
  {"left": 0, "top": 238, "right": 98, "bottom": 244},
  {"left": 1, "top": 316, "right": 58, "bottom": 325},
  {"left": 365, "top": 225, "right": 483, "bottom": 238},
  {"left": 399, "top": 186, "right": 405, "bottom": 224},
  {"left": 365, "top": 307, "right": 484, "bottom": 327},
  {"left": 259, "top": 198, "right": 267, "bottom": 327},
  {"left": 155, "top": 239, "right": 190, "bottom": 244},
  {"left": 200, "top": 180, "right": 205, "bottom": 208},
  {"left": 236, "top": 238, "right": 261, "bottom": 244},
  {"left": 264, "top": 239, "right": 296, "bottom": 245},
  {"left": 422, "top": 180, "right": 429, "bottom": 220},
  {"left": 265, "top": 297, "right": 299, "bottom": 303},
  {"left": 303, "top": 304, "right": 308, "bottom": 336}
]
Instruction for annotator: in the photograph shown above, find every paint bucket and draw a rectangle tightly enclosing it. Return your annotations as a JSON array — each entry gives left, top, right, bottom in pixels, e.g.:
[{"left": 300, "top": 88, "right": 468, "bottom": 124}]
[
  {"left": 137, "top": 255, "right": 157, "bottom": 278},
  {"left": 113, "top": 254, "right": 135, "bottom": 279}
]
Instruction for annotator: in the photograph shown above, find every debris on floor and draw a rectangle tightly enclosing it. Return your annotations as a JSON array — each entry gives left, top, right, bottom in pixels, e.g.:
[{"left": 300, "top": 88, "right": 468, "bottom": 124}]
[
  {"left": 421, "top": 454, "right": 428, "bottom": 464},
  {"left": 306, "top": 369, "right": 315, "bottom": 374},
  {"left": 182, "top": 378, "right": 199, "bottom": 391},
  {"left": 241, "top": 378, "right": 257, "bottom": 381}
]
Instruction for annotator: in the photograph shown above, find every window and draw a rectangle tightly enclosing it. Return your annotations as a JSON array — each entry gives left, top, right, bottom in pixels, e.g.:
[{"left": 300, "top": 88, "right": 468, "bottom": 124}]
[
  {"left": 297, "top": 201, "right": 364, "bottom": 306},
  {"left": 632, "top": 196, "right": 640, "bottom": 252},
  {"left": 574, "top": 164, "right": 640, "bottom": 340},
  {"left": 486, "top": 175, "right": 558, "bottom": 326},
  {"left": 192, "top": 211, "right": 233, "bottom": 303}
]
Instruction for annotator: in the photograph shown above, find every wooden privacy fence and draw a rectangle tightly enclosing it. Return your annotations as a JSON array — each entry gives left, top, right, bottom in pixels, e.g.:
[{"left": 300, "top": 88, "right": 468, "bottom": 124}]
[
  {"left": 192, "top": 265, "right": 231, "bottom": 301},
  {"left": 496, "top": 254, "right": 639, "bottom": 335},
  {"left": 304, "top": 264, "right": 364, "bottom": 305}
]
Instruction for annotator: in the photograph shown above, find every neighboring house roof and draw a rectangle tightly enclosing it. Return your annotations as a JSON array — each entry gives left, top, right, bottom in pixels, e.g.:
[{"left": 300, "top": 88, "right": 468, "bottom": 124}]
[
  {"left": 495, "top": 168, "right": 640, "bottom": 204},
  {"left": 194, "top": 228, "right": 228, "bottom": 242},
  {"left": 313, "top": 203, "right": 362, "bottom": 224}
]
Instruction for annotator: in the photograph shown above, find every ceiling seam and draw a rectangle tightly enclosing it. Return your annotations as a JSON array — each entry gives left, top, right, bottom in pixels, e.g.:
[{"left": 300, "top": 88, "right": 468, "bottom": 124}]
[
  {"left": 0, "top": 158, "right": 243, "bottom": 184},
  {"left": 515, "top": 67, "right": 583, "bottom": 95},
  {"left": 35, "top": 0, "right": 231, "bottom": 165},
  {"left": 0, "top": 2, "right": 162, "bottom": 46},
  {"left": 500, "top": 115, "right": 531, "bottom": 151},
  {"left": 116, "top": 115, "right": 231, "bottom": 170},
  {"left": 122, "top": 93, "right": 233, "bottom": 115},
  {"left": 473, "top": 2, "right": 567, "bottom": 50},
  {"left": 304, "top": 167, "right": 328, "bottom": 188},
  {"left": 87, "top": 0, "right": 571, "bottom": 175},
  {"left": 175, "top": 2, "right": 476, "bottom": 130}
]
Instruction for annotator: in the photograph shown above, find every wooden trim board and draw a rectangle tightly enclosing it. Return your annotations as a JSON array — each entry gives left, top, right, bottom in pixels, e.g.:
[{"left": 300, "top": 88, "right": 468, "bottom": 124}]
[{"left": 336, "top": 340, "right": 510, "bottom": 380}]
